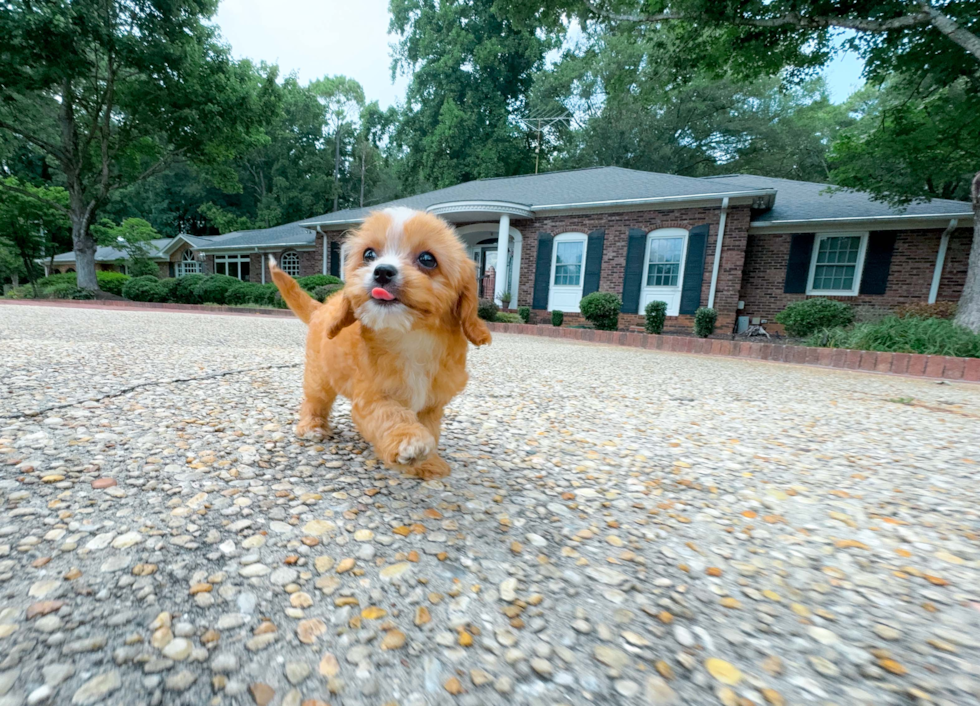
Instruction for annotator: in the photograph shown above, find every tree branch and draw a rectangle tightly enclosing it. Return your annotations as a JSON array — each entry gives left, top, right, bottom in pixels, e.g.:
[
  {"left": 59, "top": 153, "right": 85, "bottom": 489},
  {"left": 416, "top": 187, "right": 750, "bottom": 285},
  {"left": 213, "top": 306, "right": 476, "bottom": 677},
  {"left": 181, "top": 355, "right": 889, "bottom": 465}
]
[
  {"left": 920, "top": 3, "right": 980, "bottom": 61},
  {"left": 581, "top": 0, "right": 932, "bottom": 33},
  {"left": 0, "top": 119, "right": 67, "bottom": 162},
  {"left": 0, "top": 181, "right": 71, "bottom": 216}
]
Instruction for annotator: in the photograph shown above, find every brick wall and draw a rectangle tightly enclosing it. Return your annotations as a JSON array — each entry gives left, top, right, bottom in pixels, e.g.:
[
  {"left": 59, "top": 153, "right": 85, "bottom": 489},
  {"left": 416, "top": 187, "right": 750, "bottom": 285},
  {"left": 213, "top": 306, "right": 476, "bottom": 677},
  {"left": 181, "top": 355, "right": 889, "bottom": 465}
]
[
  {"left": 738, "top": 227, "right": 973, "bottom": 321},
  {"left": 245, "top": 249, "right": 320, "bottom": 283},
  {"left": 513, "top": 205, "right": 751, "bottom": 334}
]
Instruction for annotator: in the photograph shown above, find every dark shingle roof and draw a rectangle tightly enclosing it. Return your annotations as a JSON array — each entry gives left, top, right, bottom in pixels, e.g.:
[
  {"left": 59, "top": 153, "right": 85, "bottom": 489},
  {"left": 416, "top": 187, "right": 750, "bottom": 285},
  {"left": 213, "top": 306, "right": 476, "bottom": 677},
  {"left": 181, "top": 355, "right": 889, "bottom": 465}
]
[
  {"left": 51, "top": 238, "right": 173, "bottom": 263},
  {"left": 194, "top": 221, "right": 316, "bottom": 249},
  {"left": 302, "top": 167, "right": 769, "bottom": 226},
  {"left": 701, "top": 174, "right": 972, "bottom": 223}
]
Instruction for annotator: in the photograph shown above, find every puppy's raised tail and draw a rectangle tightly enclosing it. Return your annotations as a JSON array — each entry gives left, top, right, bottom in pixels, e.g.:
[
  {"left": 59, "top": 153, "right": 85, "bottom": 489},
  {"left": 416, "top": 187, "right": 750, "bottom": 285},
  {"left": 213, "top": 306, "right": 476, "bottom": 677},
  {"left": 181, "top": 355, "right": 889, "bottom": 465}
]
[{"left": 268, "top": 255, "right": 319, "bottom": 324}]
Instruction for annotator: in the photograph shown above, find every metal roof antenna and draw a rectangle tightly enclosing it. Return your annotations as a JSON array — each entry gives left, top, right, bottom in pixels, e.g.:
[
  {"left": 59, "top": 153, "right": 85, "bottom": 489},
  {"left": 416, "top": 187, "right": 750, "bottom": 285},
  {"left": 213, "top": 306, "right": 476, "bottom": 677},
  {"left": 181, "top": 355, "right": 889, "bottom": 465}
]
[{"left": 515, "top": 109, "right": 573, "bottom": 174}]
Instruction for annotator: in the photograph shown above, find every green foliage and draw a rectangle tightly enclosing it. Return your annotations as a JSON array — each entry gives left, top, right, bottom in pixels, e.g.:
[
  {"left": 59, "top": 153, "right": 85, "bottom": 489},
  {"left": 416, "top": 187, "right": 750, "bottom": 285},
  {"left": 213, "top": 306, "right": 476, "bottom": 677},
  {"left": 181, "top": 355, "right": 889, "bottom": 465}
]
[
  {"left": 196, "top": 275, "right": 241, "bottom": 305},
  {"left": 297, "top": 274, "right": 342, "bottom": 291},
  {"left": 0, "top": 177, "right": 71, "bottom": 290},
  {"left": 389, "top": 0, "right": 550, "bottom": 191},
  {"left": 551, "top": 310, "right": 563, "bottom": 327},
  {"left": 44, "top": 283, "right": 95, "bottom": 300},
  {"left": 775, "top": 298, "right": 855, "bottom": 338},
  {"left": 807, "top": 317, "right": 980, "bottom": 359},
  {"left": 312, "top": 284, "right": 343, "bottom": 303},
  {"left": 495, "top": 312, "right": 523, "bottom": 323},
  {"left": 895, "top": 301, "right": 958, "bottom": 320},
  {"left": 693, "top": 307, "right": 718, "bottom": 338},
  {"left": 122, "top": 276, "right": 167, "bottom": 303},
  {"left": 36, "top": 271, "right": 131, "bottom": 296},
  {"left": 127, "top": 259, "right": 161, "bottom": 278},
  {"left": 579, "top": 292, "right": 621, "bottom": 331},
  {"left": 517, "top": 306, "right": 531, "bottom": 324},
  {"left": 477, "top": 299, "right": 499, "bottom": 322},
  {"left": 644, "top": 300, "right": 668, "bottom": 334},
  {"left": 173, "top": 274, "right": 208, "bottom": 304},
  {"left": 160, "top": 278, "right": 183, "bottom": 303}
]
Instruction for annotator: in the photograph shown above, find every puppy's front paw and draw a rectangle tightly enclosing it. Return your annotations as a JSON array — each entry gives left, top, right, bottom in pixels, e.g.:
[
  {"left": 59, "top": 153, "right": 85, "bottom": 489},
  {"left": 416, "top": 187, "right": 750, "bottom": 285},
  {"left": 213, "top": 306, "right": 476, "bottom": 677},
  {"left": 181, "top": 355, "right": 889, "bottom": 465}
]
[
  {"left": 393, "top": 428, "right": 435, "bottom": 466},
  {"left": 296, "top": 418, "right": 331, "bottom": 440},
  {"left": 408, "top": 454, "right": 451, "bottom": 480}
]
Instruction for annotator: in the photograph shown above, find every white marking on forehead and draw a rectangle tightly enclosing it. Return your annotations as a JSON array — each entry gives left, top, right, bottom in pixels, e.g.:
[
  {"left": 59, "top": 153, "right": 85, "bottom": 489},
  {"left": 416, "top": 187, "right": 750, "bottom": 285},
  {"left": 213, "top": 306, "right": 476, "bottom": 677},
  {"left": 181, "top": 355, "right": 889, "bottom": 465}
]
[{"left": 384, "top": 207, "right": 418, "bottom": 235}]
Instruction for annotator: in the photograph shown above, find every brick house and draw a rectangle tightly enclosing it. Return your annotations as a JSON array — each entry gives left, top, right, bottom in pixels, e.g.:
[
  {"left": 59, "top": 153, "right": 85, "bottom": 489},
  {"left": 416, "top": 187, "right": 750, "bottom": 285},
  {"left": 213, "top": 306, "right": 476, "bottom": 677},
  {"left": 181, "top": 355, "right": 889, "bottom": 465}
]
[{"left": 47, "top": 167, "right": 973, "bottom": 333}]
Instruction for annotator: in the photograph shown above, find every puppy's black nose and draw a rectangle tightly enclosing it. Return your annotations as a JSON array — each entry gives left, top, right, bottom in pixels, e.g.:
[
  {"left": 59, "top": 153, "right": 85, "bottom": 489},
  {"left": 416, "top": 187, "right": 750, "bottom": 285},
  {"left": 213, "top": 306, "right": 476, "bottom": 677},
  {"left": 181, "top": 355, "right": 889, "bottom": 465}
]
[{"left": 373, "top": 264, "right": 397, "bottom": 286}]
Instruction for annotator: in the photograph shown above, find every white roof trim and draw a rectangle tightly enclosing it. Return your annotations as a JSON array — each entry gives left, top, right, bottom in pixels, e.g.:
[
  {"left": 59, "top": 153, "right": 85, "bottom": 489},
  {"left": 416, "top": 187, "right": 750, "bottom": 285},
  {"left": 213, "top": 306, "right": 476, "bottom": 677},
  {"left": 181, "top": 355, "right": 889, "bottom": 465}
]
[
  {"left": 426, "top": 200, "right": 534, "bottom": 218},
  {"left": 195, "top": 242, "right": 316, "bottom": 253},
  {"left": 159, "top": 233, "right": 206, "bottom": 256},
  {"left": 750, "top": 212, "right": 973, "bottom": 233},
  {"left": 532, "top": 189, "right": 775, "bottom": 212}
]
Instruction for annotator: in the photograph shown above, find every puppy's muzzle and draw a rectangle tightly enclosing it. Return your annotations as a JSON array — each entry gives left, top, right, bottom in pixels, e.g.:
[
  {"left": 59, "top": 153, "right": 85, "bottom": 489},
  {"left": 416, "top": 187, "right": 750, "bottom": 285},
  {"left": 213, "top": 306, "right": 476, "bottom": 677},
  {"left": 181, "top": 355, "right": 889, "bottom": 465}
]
[{"left": 373, "top": 264, "right": 398, "bottom": 286}]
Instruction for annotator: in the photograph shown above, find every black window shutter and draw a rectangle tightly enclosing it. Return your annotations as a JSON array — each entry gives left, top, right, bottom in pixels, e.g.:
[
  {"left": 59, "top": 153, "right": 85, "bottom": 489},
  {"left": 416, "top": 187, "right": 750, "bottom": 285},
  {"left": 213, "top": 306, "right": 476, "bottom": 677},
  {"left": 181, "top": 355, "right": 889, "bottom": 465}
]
[
  {"left": 531, "top": 233, "right": 553, "bottom": 310},
  {"left": 679, "top": 224, "right": 709, "bottom": 315},
  {"left": 330, "top": 241, "right": 340, "bottom": 278},
  {"left": 620, "top": 229, "right": 647, "bottom": 314},
  {"left": 784, "top": 233, "right": 815, "bottom": 293},
  {"left": 168, "top": 262, "right": 175, "bottom": 278},
  {"left": 859, "top": 232, "right": 896, "bottom": 295},
  {"left": 581, "top": 229, "right": 605, "bottom": 298}
]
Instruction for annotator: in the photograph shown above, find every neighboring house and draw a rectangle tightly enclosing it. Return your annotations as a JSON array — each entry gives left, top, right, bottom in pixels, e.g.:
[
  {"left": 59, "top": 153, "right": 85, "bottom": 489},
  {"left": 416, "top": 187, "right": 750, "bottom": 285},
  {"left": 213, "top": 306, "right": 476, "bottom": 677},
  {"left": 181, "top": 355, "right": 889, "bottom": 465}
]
[{"left": 47, "top": 167, "right": 973, "bottom": 333}]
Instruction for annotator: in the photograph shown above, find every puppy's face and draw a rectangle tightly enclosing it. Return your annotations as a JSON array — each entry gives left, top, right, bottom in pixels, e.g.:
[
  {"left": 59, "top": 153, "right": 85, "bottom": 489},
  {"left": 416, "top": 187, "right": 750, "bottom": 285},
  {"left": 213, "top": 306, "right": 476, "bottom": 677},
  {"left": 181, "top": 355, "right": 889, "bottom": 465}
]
[{"left": 335, "top": 208, "right": 490, "bottom": 345}]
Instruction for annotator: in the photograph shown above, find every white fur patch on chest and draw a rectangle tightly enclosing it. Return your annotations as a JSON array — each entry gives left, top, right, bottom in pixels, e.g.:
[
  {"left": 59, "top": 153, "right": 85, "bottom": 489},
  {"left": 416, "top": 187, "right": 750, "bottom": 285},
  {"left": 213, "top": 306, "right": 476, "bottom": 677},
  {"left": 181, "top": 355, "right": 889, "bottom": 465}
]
[{"left": 391, "top": 330, "right": 443, "bottom": 412}]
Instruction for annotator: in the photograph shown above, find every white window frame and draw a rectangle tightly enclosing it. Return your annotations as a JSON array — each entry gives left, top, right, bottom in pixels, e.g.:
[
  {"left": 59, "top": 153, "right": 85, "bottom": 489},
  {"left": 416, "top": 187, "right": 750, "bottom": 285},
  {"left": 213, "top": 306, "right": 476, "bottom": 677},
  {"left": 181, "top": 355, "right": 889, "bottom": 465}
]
[
  {"left": 280, "top": 251, "right": 301, "bottom": 277},
  {"left": 806, "top": 232, "right": 869, "bottom": 297},
  {"left": 213, "top": 253, "right": 252, "bottom": 281},
  {"left": 176, "top": 249, "right": 201, "bottom": 277},
  {"left": 548, "top": 232, "right": 588, "bottom": 312},
  {"left": 638, "top": 228, "right": 688, "bottom": 316}
]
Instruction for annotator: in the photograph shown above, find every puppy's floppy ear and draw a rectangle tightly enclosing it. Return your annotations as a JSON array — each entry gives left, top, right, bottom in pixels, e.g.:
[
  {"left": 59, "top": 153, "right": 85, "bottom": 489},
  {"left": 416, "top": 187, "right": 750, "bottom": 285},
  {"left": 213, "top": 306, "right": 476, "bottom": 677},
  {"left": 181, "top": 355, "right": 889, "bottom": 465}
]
[
  {"left": 457, "top": 269, "right": 491, "bottom": 346},
  {"left": 325, "top": 293, "right": 356, "bottom": 339}
]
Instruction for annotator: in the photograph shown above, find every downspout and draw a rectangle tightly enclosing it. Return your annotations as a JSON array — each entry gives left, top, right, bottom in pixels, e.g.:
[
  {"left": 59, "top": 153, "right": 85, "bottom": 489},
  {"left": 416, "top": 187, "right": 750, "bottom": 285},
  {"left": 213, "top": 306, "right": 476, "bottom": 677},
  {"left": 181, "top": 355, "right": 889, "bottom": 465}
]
[
  {"left": 707, "top": 197, "right": 729, "bottom": 310},
  {"left": 320, "top": 226, "right": 327, "bottom": 275},
  {"left": 256, "top": 247, "right": 264, "bottom": 284},
  {"left": 929, "top": 218, "right": 957, "bottom": 303}
]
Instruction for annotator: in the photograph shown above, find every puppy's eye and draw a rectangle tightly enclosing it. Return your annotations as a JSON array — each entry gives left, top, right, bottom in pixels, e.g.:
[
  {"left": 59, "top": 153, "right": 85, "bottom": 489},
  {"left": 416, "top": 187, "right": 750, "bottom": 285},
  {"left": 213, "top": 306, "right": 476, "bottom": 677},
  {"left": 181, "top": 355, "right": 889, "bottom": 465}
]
[
  {"left": 363, "top": 248, "right": 377, "bottom": 263},
  {"left": 417, "top": 252, "right": 437, "bottom": 270}
]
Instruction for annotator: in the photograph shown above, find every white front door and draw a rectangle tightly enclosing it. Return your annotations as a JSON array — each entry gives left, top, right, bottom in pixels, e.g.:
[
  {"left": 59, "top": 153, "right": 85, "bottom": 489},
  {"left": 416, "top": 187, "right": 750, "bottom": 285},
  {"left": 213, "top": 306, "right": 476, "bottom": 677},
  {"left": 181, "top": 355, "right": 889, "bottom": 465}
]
[
  {"left": 548, "top": 233, "right": 587, "bottom": 312},
  {"left": 639, "top": 229, "right": 687, "bottom": 316}
]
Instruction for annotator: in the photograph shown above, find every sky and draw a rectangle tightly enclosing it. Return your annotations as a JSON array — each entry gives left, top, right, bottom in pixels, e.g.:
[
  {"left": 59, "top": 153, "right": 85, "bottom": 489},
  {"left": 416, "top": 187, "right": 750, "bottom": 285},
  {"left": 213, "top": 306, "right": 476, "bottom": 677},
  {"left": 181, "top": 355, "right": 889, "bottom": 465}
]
[{"left": 215, "top": 0, "right": 866, "bottom": 108}]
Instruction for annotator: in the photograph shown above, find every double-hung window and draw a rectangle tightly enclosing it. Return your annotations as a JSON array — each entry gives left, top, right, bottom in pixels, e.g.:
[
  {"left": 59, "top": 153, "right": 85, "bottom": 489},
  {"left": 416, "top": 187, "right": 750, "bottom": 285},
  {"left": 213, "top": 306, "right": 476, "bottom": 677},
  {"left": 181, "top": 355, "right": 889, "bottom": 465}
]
[
  {"left": 806, "top": 233, "right": 868, "bottom": 296},
  {"left": 214, "top": 254, "right": 251, "bottom": 281}
]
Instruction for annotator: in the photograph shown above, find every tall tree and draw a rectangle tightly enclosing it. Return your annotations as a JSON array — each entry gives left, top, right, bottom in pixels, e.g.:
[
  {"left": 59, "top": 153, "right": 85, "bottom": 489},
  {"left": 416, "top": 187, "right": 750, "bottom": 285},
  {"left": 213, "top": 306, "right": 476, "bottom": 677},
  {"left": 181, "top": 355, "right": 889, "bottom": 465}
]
[
  {"left": 0, "top": 0, "right": 270, "bottom": 290},
  {"left": 312, "top": 76, "right": 366, "bottom": 212},
  {"left": 497, "top": 0, "right": 980, "bottom": 331},
  {"left": 0, "top": 177, "right": 70, "bottom": 295},
  {"left": 390, "top": 0, "right": 554, "bottom": 191}
]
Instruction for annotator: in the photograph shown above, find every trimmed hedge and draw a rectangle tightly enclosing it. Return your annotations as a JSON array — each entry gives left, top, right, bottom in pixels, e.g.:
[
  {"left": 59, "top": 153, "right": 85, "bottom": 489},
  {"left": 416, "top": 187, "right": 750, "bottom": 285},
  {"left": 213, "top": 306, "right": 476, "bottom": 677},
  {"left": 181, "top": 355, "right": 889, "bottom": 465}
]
[
  {"left": 196, "top": 274, "right": 240, "bottom": 305},
  {"left": 644, "top": 300, "right": 667, "bottom": 334},
  {"left": 517, "top": 306, "right": 530, "bottom": 324},
  {"left": 551, "top": 310, "right": 563, "bottom": 327},
  {"left": 580, "top": 292, "right": 621, "bottom": 331},
  {"left": 173, "top": 274, "right": 207, "bottom": 304},
  {"left": 495, "top": 312, "right": 522, "bottom": 323},
  {"left": 122, "top": 276, "right": 167, "bottom": 302},
  {"left": 477, "top": 299, "right": 499, "bottom": 322},
  {"left": 693, "top": 307, "right": 717, "bottom": 338},
  {"left": 775, "top": 298, "right": 854, "bottom": 338},
  {"left": 894, "top": 301, "right": 957, "bottom": 320},
  {"left": 297, "top": 274, "right": 342, "bottom": 292},
  {"left": 35, "top": 271, "right": 131, "bottom": 296},
  {"left": 313, "top": 284, "right": 342, "bottom": 302}
]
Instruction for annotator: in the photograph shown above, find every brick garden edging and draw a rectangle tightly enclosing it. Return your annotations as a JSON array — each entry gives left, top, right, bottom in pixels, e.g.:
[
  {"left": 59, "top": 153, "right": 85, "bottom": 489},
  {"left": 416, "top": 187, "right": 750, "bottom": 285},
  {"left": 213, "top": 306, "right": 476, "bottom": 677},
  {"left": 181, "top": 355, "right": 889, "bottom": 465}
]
[
  {"left": 485, "top": 321, "right": 980, "bottom": 383},
  {"left": 4, "top": 299, "right": 977, "bottom": 382}
]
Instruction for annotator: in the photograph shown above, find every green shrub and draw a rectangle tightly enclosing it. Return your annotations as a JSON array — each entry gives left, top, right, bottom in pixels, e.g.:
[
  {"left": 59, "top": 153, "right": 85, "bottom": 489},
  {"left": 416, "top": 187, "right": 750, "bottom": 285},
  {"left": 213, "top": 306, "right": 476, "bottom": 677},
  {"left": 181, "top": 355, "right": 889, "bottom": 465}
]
[
  {"left": 160, "top": 278, "right": 182, "bottom": 303},
  {"left": 96, "top": 271, "right": 131, "bottom": 296},
  {"left": 495, "top": 312, "right": 522, "bottom": 323},
  {"left": 894, "top": 301, "right": 957, "bottom": 320},
  {"left": 579, "top": 292, "right": 621, "bottom": 331},
  {"left": 127, "top": 259, "right": 161, "bottom": 278},
  {"left": 694, "top": 307, "right": 717, "bottom": 338},
  {"left": 807, "top": 316, "right": 980, "bottom": 358},
  {"left": 46, "top": 283, "right": 95, "bottom": 300},
  {"left": 551, "top": 310, "right": 563, "bottom": 327},
  {"left": 644, "top": 300, "right": 667, "bottom": 334},
  {"left": 775, "top": 298, "right": 854, "bottom": 338},
  {"left": 312, "top": 283, "right": 343, "bottom": 302},
  {"left": 196, "top": 274, "right": 240, "bottom": 305},
  {"left": 4, "top": 285, "right": 34, "bottom": 299},
  {"left": 297, "top": 274, "right": 342, "bottom": 291},
  {"left": 173, "top": 274, "right": 207, "bottom": 303},
  {"left": 517, "top": 305, "right": 530, "bottom": 324},
  {"left": 37, "top": 272, "right": 79, "bottom": 288},
  {"left": 225, "top": 282, "right": 264, "bottom": 305},
  {"left": 477, "top": 299, "right": 498, "bottom": 322},
  {"left": 122, "top": 275, "right": 166, "bottom": 302}
]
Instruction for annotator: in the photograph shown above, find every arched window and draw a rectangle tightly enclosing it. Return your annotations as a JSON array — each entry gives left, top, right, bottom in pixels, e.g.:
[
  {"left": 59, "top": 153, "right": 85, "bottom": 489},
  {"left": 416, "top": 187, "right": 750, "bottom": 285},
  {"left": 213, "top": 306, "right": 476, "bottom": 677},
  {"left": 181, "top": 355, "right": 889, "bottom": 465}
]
[
  {"left": 639, "top": 228, "right": 688, "bottom": 316},
  {"left": 280, "top": 251, "right": 301, "bottom": 277},
  {"left": 176, "top": 249, "right": 201, "bottom": 277}
]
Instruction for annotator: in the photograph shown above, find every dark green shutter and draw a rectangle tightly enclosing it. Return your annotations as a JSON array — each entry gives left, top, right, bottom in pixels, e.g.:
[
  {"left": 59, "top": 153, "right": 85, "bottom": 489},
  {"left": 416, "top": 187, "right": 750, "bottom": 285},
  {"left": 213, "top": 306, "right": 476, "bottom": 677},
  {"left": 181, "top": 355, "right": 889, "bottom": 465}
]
[
  {"left": 330, "top": 241, "right": 340, "bottom": 278},
  {"left": 783, "top": 233, "right": 815, "bottom": 293},
  {"left": 532, "top": 233, "right": 553, "bottom": 309},
  {"left": 581, "top": 229, "right": 605, "bottom": 298},
  {"left": 679, "top": 224, "right": 709, "bottom": 315},
  {"left": 168, "top": 263, "right": 175, "bottom": 278},
  {"left": 620, "top": 229, "right": 647, "bottom": 314},
  {"left": 859, "top": 232, "right": 896, "bottom": 295}
]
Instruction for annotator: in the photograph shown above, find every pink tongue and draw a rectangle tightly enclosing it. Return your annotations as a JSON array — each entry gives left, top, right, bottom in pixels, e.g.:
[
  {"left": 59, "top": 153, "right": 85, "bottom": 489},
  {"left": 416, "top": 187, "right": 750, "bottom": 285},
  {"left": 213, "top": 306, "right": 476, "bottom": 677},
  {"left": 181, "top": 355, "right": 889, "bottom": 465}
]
[{"left": 371, "top": 287, "right": 395, "bottom": 301}]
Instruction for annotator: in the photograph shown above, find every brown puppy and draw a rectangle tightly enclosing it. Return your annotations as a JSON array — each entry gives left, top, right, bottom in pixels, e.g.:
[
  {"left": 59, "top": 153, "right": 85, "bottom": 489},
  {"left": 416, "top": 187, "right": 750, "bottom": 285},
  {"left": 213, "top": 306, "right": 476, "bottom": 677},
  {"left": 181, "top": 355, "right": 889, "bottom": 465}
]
[{"left": 269, "top": 208, "right": 491, "bottom": 479}]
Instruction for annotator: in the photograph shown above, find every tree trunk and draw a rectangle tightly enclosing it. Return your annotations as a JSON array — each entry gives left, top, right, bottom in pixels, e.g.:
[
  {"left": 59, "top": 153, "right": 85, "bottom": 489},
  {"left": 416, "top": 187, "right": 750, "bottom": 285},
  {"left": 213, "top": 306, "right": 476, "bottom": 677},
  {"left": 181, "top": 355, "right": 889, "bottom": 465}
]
[
  {"left": 954, "top": 171, "right": 980, "bottom": 333},
  {"left": 71, "top": 202, "right": 99, "bottom": 291},
  {"left": 22, "top": 254, "right": 38, "bottom": 297},
  {"left": 333, "top": 126, "right": 341, "bottom": 213}
]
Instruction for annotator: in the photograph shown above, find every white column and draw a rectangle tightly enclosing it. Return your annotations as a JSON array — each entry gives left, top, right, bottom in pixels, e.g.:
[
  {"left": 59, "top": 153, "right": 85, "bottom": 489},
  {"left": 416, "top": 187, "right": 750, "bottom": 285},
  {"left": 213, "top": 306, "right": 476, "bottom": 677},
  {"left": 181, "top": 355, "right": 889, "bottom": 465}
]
[
  {"left": 494, "top": 214, "right": 510, "bottom": 306},
  {"left": 929, "top": 219, "right": 956, "bottom": 303}
]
